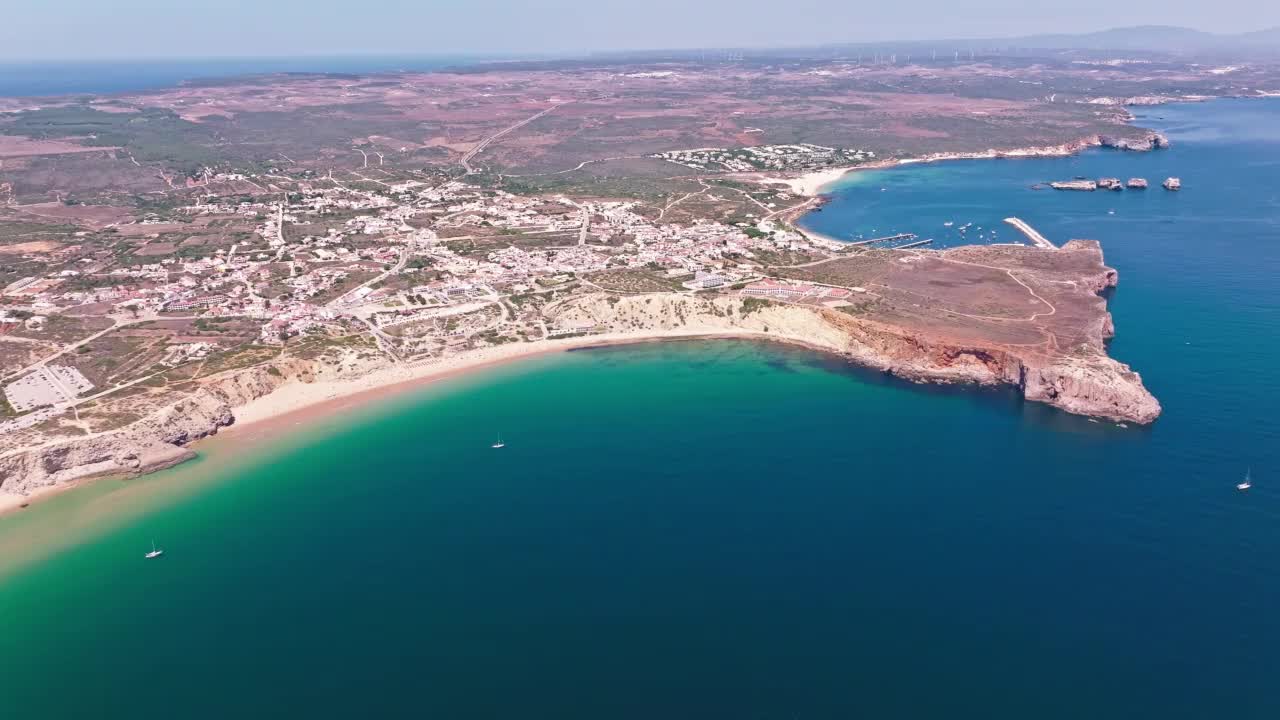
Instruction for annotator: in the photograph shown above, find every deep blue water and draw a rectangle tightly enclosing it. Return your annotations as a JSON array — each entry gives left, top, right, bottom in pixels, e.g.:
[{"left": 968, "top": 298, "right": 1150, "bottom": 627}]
[
  {"left": 0, "top": 99, "right": 1278, "bottom": 719},
  {"left": 803, "top": 98, "right": 1280, "bottom": 446},
  {"left": 0, "top": 56, "right": 499, "bottom": 97}
]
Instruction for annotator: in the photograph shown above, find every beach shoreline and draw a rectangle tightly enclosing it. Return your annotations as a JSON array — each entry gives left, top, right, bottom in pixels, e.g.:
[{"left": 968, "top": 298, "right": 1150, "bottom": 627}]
[
  {"left": 751, "top": 130, "right": 1176, "bottom": 202},
  {"left": 226, "top": 328, "right": 834, "bottom": 433},
  {"left": 1, "top": 328, "right": 839, "bottom": 517},
  {"left": 1, "top": 122, "right": 1180, "bottom": 517}
]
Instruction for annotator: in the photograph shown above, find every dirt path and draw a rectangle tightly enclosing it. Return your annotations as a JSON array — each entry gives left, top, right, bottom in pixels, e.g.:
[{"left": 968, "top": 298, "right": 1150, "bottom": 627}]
[{"left": 461, "top": 102, "right": 571, "bottom": 175}]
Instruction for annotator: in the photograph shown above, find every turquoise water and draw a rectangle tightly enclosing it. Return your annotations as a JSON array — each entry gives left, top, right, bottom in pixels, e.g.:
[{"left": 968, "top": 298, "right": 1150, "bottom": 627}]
[{"left": 2, "top": 99, "right": 1279, "bottom": 718}]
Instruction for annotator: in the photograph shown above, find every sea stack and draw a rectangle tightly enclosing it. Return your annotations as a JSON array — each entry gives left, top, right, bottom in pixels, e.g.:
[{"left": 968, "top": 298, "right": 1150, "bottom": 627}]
[{"left": 1050, "top": 180, "right": 1098, "bottom": 191}]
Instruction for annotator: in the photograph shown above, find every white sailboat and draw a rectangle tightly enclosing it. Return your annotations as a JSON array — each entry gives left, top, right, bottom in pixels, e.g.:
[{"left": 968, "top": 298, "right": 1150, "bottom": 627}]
[
  {"left": 491, "top": 433, "right": 505, "bottom": 449},
  {"left": 1237, "top": 468, "right": 1252, "bottom": 492},
  {"left": 144, "top": 540, "right": 164, "bottom": 559}
]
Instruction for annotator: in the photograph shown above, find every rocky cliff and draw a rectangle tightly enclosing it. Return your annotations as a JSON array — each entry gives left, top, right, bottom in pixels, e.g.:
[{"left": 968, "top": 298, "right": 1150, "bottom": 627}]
[
  {"left": 1099, "top": 132, "right": 1171, "bottom": 151},
  {"left": 548, "top": 290, "right": 1160, "bottom": 425},
  {"left": 0, "top": 362, "right": 295, "bottom": 496},
  {"left": 2, "top": 270, "right": 1159, "bottom": 495}
]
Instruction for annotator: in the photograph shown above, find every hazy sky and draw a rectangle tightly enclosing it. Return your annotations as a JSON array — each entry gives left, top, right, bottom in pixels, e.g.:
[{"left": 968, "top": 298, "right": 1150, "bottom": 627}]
[{"left": 2, "top": 0, "right": 1276, "bottom": 60}]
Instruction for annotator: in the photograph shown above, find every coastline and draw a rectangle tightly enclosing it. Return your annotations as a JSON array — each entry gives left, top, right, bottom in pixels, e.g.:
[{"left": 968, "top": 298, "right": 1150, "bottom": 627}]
[
  {"left": 227, "top": 328, "right": 835, "bottom": 433},
  {"left": 760, "top": 142, "right": 1093, "bottom": 199},
  {"left": 759, "top": 129, "right": 1173, "bottom": 245},
  {"left": 1, "top": 121, "right": 1184, "bottom": 517},
  {"left": 755, "top": 130, "right": 1177, "bottom": 201},
  {"left": 1, "top": 328, "right": 837, "bottom": 517}
]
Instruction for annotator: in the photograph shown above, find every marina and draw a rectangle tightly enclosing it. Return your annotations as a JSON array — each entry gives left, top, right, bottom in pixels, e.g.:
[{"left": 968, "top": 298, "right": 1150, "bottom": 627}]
[
  {"left": 894, "top": 238, "right": 934, "bottom": 249},
  {"left": 844, "top": 232, "right": 917, "bottom": 247}
]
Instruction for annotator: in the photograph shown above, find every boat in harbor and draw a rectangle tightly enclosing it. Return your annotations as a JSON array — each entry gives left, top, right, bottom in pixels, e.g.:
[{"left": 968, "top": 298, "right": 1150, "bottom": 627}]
[
  {"left": 1237, "top": 468, "right": 1252, "bottom": 492},
  {"left": 1127, "top": 177, "right": 1148, "bottom": 189},
  {"left": 1097, "top": 177, "right": 1123, "bottom": 191},
  {"left": 144, "top": 540, "right": 164, "bottom": 559},
  {"left": 1163, "top": 177, "right": 1181, "bottom": 191}
]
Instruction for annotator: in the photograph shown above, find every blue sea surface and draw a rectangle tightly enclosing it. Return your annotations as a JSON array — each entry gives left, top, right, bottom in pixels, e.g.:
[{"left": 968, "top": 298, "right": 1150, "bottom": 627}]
[{"left": 0, "top": 99, "right": 1278, "bottom": 718}]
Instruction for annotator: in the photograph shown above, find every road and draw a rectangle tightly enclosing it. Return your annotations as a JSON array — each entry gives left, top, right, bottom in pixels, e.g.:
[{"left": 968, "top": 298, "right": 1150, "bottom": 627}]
[
  {"left": 328, "top": 247, "right": 409, "bottom": 309},
  {"left": 460, "top": 102, "right": 570, "bottom": 175},
  {"left": 559, "top": 197, "right": 592, "bottom": 245},
  {"left": 2, "top": 313, "right": 200, "bottom": 385},
  {"left": 3, "top": 318, "right": 134, "bottom": 383},
  {"left": 357, "top": 316, "right": 403, "bottom": 363}
]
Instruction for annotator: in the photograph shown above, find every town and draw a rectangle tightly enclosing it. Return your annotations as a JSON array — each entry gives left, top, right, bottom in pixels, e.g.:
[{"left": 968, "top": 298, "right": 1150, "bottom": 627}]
[
  {"left": 653, "top": 144, "right": 876, "bottom": 173},
  {"left": 0, "top": 167, "right": 854, "bottom": 445}
]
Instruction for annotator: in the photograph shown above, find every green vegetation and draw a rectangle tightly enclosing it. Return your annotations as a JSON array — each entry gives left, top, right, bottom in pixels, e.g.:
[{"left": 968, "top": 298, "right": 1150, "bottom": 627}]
[
  {"left": 586, "top": 269, "right": 687, "bottom": 294},
  {"left": 0, "top": 221, "right": 80, "bottom": 243},
  {"left": 741, "top": 297, "right": 774, "bottom": 316},
  {"left": 198, "top": 345, "right": 279, "bottom": 376},
  {"left": 836, "top": 300, "right": 879, "bottom": 317},
  {"left": 445, "top": 239, "right": 476, "bottom": 254},
  {"left": 3, "top": 105, "right": 224, "bottom": 176}
]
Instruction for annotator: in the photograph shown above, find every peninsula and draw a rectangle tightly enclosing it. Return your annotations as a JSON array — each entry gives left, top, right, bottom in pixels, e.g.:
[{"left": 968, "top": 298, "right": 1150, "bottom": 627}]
[{"left": 6, "top": 43, "right": 1268, "bottom": 501}]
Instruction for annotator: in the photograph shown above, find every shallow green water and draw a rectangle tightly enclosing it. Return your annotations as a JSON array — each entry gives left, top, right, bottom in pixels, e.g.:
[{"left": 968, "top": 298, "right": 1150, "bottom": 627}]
[{"left": 3, "top": 99, "right": 1280, "bottom": 718}]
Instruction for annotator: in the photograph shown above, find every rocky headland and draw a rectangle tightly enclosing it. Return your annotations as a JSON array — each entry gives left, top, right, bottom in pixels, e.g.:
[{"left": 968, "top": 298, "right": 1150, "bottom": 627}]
[
  {"left": 0, "top": 232, "right": 1160, "bottom": 508},
  {"left": 0, "top": 237, "right": 1160, "bottom": 501},
  {"left": 550, "top": 243, "right": 1160, "bottom": 427}
]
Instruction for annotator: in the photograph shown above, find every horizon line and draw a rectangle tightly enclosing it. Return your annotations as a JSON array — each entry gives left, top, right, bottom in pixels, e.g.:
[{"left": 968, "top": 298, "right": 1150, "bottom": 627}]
[{"left": 1, "top": 23, "right": 1277, "bottom": 65}]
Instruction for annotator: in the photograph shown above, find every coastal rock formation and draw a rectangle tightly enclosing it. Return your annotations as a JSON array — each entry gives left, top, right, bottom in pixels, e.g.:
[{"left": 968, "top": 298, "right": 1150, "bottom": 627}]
[
  {"left": 0, "top": 399, "right": 227, "bottom": 496},
  {"left": 1023, "top": 356, "right": 1161, "bottom": 425},
  {"left": 550, "top": 240, "right": 1160, "bottom": 425},
  {"left": 0, "top": 243, "right": 1159, "bottom": 494},
  {"left": 814, "top": 306, "right": 1157, "bottom": 425},
  {"left": 548, "top": 293, "right": 851, "bottom": 352},
  {"left": 1099, "top": 132, "right": 1171, "bottom": 151},
  {"left": 0, "top": 362, "right": 293, "bottom": 496}
]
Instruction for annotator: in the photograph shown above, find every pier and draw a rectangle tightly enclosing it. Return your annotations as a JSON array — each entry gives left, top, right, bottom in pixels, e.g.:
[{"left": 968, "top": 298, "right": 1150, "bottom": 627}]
[
  {"left": 895, "top": 238, "right": 933, "bottom": 249},
  {"left": 846, "top": 232, "right": 916, "bottom": 247},
  {"left": 1003, "top": 217, "right": 1056, "bottom": 250}
]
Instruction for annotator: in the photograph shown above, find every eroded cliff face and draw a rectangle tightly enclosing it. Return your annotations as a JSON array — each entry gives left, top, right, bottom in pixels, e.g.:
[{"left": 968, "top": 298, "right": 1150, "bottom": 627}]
[
  {"left": 0, "top": 362, "right": 296, "bottom": 496},
  {"left": 549, "top": 292, "right": 1160, "bottom": 425},
  {"left": 1023, "top": 356, "right": 1160, "bottom": 424},
  {"left": 549, "top": 293, "right": 852, "bottom": 351},
  {"left": 1, "top": 279, "right": 1160, "bottom": 494}
]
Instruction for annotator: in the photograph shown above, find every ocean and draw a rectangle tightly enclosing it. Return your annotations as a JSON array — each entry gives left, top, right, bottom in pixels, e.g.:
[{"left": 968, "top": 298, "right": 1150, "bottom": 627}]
[{"left": 1, "top": 99, "right": 1279, "bottom": 718}]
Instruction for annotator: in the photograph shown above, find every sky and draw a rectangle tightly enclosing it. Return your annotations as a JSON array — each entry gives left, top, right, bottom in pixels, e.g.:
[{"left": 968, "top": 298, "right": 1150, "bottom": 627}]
[{"left": 1, "top": 0, "right": 1277, "bottom": 60}]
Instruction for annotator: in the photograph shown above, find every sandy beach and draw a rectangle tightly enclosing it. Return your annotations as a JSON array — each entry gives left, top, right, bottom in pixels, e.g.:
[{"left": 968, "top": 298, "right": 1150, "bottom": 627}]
[
  {"left": 228, "top": 328, "right": 835, "bottom": 434},
  {"left": 757, "top": 166, "right": 855, "bottom": 196},
  {"left": 1, "top": 328, "right": 841, "bottom": 517},
  {"left": 0, "top": 492, "right": 32, "bottom": 515},
  {"left": 753, "top": 135, "right": 1112, "bottom": 202}
]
